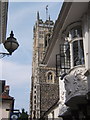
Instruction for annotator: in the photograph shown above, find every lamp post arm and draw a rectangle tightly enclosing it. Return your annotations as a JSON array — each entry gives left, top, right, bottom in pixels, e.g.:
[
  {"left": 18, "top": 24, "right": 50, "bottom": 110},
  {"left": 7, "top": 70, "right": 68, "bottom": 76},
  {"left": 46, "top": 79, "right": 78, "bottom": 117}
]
[{"left": 0, "top": 52, "right": 10, "bottom": 59}]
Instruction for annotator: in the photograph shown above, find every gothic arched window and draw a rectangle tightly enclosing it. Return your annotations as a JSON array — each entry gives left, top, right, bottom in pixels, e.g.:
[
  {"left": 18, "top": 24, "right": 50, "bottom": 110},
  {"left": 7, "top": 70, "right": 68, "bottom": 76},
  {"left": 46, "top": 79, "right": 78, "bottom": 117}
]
[
  {"left": 45, "top": 33, "right": 51, "bottom": 48},
  {"left": 46, "top": 71, "right": 54, "bottom": 83},
  {"left": 48, "top": 72, "right": 53, "bottom": 80}
]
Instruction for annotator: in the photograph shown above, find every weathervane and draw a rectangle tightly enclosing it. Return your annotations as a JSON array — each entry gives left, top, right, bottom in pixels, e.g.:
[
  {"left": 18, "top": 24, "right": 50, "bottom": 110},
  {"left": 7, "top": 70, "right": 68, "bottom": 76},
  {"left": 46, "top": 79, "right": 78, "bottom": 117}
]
[{"left": 46, "top": 5, "right": 49, "bottom": 20}]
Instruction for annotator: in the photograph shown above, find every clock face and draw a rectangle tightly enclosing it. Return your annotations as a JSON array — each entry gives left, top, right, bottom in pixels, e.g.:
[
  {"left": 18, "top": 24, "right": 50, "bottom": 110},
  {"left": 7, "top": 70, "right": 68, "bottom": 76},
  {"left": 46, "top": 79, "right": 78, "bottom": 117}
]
[{"left": 11, "top": 114, "right": 18, "bottom": 120}]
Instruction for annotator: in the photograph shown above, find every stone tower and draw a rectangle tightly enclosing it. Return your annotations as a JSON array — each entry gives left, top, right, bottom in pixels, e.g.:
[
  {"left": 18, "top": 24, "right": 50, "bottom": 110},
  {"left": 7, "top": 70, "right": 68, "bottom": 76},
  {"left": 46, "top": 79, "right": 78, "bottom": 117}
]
[{"left": 30, "top": 11, "right": 59, "bottom": 119}]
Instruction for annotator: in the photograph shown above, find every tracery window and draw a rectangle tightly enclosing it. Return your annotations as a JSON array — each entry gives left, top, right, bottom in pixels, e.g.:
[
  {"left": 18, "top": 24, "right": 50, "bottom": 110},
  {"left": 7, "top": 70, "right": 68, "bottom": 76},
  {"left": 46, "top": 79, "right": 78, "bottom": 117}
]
[
  {"left": 56, "top": 24, "right": 85, "bottom": 77},
  {"left": 70, "top": 26, "right": 82, "bottom": 38},
  {"left": 45, "top": 33, "right": 51, "bottom": 48},
  {"left": 70, "top": 26, "right": 85, "bottom": 66},
  {"left": 73, "top": 39, "right": 84, "bottom": 66},
  {"left": 56, "top": 42, "right": 70, "bottom": 77},
  {"left": 60, "top": 42, "right": 70, "bottom": 71}
]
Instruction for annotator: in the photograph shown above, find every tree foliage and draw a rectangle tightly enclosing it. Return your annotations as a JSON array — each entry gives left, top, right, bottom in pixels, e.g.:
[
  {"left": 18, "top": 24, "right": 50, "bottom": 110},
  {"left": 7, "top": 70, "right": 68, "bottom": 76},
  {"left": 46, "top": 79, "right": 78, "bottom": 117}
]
[{"left": 18, "top": 108, "right": 28, "bottom": 120}]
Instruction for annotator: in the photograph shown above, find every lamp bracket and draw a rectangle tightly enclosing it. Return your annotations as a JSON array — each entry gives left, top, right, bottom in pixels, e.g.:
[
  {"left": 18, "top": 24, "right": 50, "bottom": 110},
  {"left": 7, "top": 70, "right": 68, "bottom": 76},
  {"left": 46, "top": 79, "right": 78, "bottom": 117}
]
[{"left": 0, "top": 52, "right": 10, "bottom": 59}]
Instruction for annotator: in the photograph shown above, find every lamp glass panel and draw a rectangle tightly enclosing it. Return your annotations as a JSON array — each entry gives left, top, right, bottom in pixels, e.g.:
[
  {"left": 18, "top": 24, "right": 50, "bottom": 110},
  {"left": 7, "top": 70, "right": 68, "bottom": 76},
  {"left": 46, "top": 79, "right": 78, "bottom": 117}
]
[
  {"left": 11, "top": 42, "right": 18, "bottom": 50},
  {"left": 4, "top": 42, "right": 11, "bottom": 49}
]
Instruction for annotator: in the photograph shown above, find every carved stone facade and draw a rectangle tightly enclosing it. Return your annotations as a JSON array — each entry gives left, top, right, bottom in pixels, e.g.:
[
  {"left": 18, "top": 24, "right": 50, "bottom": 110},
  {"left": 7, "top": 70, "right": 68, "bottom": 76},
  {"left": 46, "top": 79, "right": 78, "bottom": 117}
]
[
  {"left": 64, "top": 66, "right": 88, "bottom": 106},
  {"left": 30, "top": 12, "right": 59, "bottom": 119},
  {"left": 41, "top": 2, "right": 90, "bottom": 120}
]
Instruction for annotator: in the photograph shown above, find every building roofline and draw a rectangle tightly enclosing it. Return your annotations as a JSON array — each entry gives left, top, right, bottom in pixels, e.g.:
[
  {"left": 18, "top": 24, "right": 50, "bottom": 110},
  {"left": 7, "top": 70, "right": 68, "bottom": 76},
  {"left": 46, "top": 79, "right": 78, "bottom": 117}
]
[
  {"left": 40, "top": 99, "right": 59, "bottom": 119},
  {"left": 43, "top": 2, "right": 72, "bottom": 64},
  {"left": 1, "top": 92, "right": 14, "bottom": 100}
]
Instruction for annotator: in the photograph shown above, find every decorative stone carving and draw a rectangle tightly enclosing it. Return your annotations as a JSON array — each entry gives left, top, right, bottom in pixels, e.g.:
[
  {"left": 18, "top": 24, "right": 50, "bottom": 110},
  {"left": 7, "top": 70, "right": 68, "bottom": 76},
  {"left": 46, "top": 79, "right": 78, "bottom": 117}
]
[
  {"left": 59, "top": 104, "right": 69, "bottom": 117},
  {"left": 64, "top": 77, "right": 72, "bottom": 95},
  {"left": 74, "top": 69, "right": 87, "bottom": 92},
  {"left": 61, "top": 91, "right": 65, "bottom": 101},
  {"left": 64, "top": 66, "right": 88, "bottom": 102}
]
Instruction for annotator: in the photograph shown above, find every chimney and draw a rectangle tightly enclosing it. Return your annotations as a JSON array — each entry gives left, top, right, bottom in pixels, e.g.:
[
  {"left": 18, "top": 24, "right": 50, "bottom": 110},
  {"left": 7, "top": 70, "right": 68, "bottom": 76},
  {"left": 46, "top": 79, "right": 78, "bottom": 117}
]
[
  {"left": 0, "top": 80, "right": 5, "bottom": 93},
  {"left": 4, "top": 85, "right": 10, "bottom": 95}
]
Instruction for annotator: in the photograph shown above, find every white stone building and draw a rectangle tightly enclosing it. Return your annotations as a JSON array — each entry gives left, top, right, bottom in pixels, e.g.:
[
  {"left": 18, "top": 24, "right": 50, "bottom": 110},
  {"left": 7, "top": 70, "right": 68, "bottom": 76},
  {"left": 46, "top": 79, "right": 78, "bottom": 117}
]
[
  {"left": 43, "top": 1, "right": 90, "bottom": 120},
  {"left": 0, "top": 80, "right": 14, "bottom": 120}
]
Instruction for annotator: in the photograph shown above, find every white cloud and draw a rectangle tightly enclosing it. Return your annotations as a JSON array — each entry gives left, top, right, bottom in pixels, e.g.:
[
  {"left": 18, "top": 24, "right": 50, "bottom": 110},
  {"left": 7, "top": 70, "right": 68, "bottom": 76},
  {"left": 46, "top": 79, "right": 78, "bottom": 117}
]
[
  {"left": 1, "top": 60, "right": 32, "bottom": 87},
  {"left": 0, "top": 60, "right": 32, "bottom": 112}
]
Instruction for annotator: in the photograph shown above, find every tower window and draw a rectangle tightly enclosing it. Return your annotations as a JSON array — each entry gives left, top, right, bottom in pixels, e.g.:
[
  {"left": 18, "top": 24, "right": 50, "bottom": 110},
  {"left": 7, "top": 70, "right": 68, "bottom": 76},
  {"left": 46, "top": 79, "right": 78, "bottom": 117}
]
[
  {"left": 34, "top": 105, "right": 36, "bottom": 110},
  {"left": 34, "top": 95, "right": 36, "bottom": 99},
  {"left": 45, "top": 33, "right": 51, "bottom": 48},
  {"left": 34, "top": 91, "right": 36, "bottom": 93},
  {"left": 46, "top": 72, "right": 54, "bottom": 83},
  {"left": 48, "top": 72, "right": 53, "bottom": 80},
  {"left": 34, "top": 100, "right": 36, "bottom": 104},
  {"left": 45, "top": 39, "right": 48, "bottom": 47}
]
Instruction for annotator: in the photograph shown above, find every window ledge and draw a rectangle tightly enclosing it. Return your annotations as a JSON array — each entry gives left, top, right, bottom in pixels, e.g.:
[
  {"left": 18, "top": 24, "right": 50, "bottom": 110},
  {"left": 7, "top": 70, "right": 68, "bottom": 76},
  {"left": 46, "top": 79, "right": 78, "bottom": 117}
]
[{"left": 69, "top": 64, "right": 85, "bottom": 73}]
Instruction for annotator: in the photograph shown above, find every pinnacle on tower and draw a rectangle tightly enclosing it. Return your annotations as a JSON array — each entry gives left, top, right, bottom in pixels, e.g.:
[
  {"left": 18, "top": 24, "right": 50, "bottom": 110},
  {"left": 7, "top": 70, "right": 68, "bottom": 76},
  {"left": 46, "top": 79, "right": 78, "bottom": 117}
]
[
  {"left": 46, "top": 5, "right": 49, "bottom": 20},
  {"left": 37, "top": 11, "right": 40, "bottom": 20},
  {"left": 49, "top": 15, "right": 50, "bottom": 21}
]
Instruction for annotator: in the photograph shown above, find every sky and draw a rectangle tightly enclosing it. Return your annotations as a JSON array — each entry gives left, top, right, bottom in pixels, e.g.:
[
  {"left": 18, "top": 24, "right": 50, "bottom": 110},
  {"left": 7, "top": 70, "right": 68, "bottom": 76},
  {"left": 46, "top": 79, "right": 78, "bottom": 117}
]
[{"left": 0, "top": 2, "right": 63, "bottom": 113}]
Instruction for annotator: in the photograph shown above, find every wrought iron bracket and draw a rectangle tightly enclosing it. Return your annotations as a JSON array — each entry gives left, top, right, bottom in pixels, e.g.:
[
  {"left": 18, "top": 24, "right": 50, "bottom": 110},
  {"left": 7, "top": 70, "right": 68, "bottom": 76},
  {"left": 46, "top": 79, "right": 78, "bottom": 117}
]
[{"left": 0, "top": 52, "right": 10, "bottom": 59}]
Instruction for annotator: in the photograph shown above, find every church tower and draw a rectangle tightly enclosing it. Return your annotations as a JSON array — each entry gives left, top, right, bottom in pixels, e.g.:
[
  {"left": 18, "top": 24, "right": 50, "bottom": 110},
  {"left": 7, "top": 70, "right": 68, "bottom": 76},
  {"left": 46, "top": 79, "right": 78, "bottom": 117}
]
[{"left": 30, "top": 11, "right": 59, "bottom": 119}]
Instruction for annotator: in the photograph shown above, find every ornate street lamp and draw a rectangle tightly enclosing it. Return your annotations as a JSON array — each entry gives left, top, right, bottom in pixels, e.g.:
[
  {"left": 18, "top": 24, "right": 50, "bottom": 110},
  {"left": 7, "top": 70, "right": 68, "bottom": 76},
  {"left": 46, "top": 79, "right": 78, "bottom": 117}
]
[{"left": 0, "top": 31, "right": 19, "bottom": 58}]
